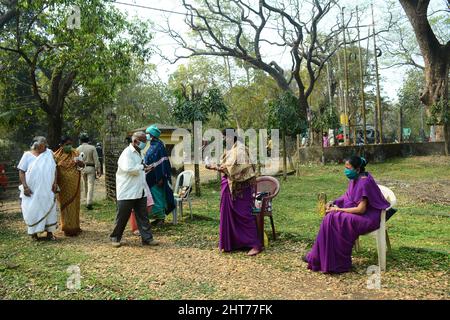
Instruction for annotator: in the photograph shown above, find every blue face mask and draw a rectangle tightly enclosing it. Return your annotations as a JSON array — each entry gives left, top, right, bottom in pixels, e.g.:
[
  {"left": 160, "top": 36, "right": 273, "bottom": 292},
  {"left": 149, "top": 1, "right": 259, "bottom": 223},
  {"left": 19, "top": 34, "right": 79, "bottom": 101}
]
[
  {"left": 138, "top": 141, "right": 147, "bottom": 150},
  {"left": 146, "top": 134, "right": 151, "bottom": 141},
  {"left": 344, "top": 168, "right": 358, "bottom": 180}
]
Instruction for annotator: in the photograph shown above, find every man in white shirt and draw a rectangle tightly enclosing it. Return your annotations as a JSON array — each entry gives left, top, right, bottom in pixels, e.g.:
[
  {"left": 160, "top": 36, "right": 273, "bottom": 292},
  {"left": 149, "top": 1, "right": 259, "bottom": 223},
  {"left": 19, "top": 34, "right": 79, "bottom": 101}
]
[{"left": 110, "top": 131, "right": 158, "bottom": 247}]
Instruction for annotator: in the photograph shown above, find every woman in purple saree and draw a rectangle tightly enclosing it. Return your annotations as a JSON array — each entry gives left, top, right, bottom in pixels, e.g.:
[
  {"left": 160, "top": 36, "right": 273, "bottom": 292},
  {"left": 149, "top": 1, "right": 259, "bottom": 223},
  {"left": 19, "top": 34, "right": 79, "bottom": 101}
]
[
  {"left": 206, "top": 131, "right": 262, "bottom": 256},
  {"left": 304, "top": 156, "right": 390, "bottom": 273}
]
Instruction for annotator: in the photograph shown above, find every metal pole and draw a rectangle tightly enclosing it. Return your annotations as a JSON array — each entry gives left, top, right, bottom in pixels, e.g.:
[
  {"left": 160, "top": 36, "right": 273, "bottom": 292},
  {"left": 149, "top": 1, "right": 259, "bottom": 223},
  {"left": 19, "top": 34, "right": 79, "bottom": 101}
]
[
  {"left": 356, "top": 6, "right": 367, "bottom": 145},
  {"left": 326, "top": 62, "right": 335, "bottom": 145},
  {"left": 341, "top": 7, "right": 349, "bottom": 145},
  {"left": 420, "top": 104, "right": 425, "bottom": 142},
  {"left": 337, "top": 48, "right": 344, "bottom": 145},
  {"left": 372, "top": 4, "right": 383, "bottom": 144},
  {"left": 326, "top": 62, "right": 333, "bottom": 106}
]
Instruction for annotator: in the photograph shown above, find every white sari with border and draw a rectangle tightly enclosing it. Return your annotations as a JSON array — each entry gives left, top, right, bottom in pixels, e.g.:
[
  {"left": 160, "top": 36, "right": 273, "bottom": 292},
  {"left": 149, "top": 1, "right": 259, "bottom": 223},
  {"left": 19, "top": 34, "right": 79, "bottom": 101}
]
[{"left": 19, "top": 149, "right": 58, "bottom": 234}]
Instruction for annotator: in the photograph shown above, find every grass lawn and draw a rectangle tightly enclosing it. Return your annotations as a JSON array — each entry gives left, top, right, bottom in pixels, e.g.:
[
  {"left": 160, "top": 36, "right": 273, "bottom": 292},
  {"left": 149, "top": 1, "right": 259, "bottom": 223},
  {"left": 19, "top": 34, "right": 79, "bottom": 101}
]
[{"left": 0, "top": 156, "right": 449, "bottom": 299}]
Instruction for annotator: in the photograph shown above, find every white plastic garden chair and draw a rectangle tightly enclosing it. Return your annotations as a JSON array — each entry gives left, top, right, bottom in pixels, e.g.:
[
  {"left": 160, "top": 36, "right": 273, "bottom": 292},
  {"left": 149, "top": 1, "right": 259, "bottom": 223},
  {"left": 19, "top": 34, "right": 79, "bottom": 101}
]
[
  {"left": 354, "top": 184, "right": 397, "bottom": 271},
  {"left": 172, "top": 170, "right": 194, "bottom": 224}
]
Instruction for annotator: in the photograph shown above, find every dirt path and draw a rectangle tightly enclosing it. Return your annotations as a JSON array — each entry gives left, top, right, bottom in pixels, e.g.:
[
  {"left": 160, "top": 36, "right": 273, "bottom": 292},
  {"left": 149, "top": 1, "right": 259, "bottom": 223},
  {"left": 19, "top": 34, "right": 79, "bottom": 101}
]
[
  {"left": 15, "top": 211, "right": 438, "bottom": 300},
  {"left": 2, "top": 158, "right": 448, "bottom": 299}
]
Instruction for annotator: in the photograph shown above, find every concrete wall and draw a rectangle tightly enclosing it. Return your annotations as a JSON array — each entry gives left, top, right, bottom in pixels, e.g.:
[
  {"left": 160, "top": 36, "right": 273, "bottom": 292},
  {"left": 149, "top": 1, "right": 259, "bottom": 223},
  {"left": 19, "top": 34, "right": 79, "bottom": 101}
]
[{"left": 297, "top": 142, "right": 446, "bottom": 164}]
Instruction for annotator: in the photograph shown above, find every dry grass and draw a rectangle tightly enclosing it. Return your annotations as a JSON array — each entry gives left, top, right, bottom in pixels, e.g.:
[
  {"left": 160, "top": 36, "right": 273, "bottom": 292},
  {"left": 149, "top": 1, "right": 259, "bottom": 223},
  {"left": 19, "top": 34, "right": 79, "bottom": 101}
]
[{"left": 1, "top": 156, "right": 449, "bottom": 300}]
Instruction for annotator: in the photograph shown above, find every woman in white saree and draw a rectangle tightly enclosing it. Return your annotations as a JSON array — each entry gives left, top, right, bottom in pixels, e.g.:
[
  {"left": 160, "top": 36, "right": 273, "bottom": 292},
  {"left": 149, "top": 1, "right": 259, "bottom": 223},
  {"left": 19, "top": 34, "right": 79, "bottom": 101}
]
[{"left": 18, "top": 136, "right": 58, "bottom": 240}]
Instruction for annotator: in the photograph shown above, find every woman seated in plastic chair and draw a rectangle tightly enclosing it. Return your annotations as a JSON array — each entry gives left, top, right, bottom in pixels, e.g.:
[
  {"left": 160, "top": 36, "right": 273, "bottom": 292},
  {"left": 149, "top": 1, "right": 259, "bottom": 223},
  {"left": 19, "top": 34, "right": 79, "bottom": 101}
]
[
  {"left": 303, "top": 156, "right": 390, "bottom": 273},
  {"left": 205, "top": 129, "right": 262, "bottom": 256}
]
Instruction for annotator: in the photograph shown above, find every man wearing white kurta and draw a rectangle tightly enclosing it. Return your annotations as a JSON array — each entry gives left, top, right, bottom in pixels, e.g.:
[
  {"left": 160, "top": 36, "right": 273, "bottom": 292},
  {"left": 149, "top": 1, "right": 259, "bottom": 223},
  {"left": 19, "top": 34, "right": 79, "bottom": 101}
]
[
  {"left": 109, "top": 131, "right": 158, "bottom": 247},
  {"left": 18, "top": 136, "right": 58, "bottom": 240}
]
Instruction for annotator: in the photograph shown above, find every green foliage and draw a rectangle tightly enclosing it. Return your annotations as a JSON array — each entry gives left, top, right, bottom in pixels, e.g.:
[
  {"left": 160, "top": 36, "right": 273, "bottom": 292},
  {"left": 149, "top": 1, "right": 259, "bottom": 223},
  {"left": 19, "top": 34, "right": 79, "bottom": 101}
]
[
  {"left": 168, "top": 57, "right": 226, "bottom": 94},
  {"left": 268, "top": 91, "right": 307, "bottom": 135},
  {"left": 398, "top": 70, "right": 424, "bottom": 112},
  {"left": 427, "top": 99, "right": 449, "bottom": 126},
  {"left": 397, "top": 70, "right": 428, "bottom": 140},
  {"left": 0, "top": 58, "right": 48, "bottom": 142},
  {"left": 310, "top": 101, "right": 340, "bottom": 131},
  {"left": 1, "top": 157, "right": 449, "bottom": 299},
  {"left": 108, "top": 63, "right": 173, "bottom": 135},
  {"left": 169, "top": 58, "right": 228, "bottom": 126},
  {"left": 223, "top": 71, "right": 280, "bottom": 129},
  {"left": 172, "top": 87, "right": 228, "bottom": 125},
  {"left": 0, "top": 0, "right": 154, "bottom": 144}
]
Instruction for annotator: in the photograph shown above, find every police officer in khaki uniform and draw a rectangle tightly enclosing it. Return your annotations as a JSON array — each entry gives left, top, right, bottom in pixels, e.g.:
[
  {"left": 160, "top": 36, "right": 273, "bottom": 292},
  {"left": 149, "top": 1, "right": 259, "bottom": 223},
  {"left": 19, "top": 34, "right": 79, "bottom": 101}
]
[{"left": 77, "top": 133, "right": 101, "bottom": 210}]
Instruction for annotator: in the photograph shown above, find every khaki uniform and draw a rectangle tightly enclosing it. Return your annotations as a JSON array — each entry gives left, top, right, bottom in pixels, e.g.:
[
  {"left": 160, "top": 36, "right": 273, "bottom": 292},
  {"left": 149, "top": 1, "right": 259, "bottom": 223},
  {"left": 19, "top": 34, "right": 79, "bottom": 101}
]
[{"left": 77, "top": 143, "right": 100, "bottom": 206}]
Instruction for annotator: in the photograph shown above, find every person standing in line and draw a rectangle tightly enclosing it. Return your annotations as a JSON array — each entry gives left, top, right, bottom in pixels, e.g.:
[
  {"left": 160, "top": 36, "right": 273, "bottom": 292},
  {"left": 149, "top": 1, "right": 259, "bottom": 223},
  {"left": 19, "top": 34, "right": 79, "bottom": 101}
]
[
  {"left": 77, "top": 133, "right": 101, "bottom": 210},
  {"left": 205, "top": 129, "right": 262, "bottom": 256},
  {"left": 110, "top": 131, "right": 158, "bottom": 248},
  {"left": 54, "top": 136, "right": 84, "bottom": 237},
  {"left": 144, "top": 125, "right": 175, "bottom": 226},
  {"left": 18, "top": 136, "right": 58, "bottom": 241}
]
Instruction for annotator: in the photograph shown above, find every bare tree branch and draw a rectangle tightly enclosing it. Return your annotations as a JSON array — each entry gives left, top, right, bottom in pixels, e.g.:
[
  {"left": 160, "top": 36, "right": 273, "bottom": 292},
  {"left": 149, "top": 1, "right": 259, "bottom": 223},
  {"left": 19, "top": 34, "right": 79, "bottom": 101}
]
[{"left": 161, "top": 0, "right": 394, "bottom": 124}]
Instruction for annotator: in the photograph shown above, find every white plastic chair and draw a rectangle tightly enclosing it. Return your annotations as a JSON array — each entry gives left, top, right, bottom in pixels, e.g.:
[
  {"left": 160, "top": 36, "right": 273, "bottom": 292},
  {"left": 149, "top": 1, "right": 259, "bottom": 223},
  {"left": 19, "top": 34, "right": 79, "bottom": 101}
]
[
  {"left": 172, "top": 170, "right": 194, "bottom": 224},
  {"left": 354, "top": 184, "right": 397, "bottom": 271}
]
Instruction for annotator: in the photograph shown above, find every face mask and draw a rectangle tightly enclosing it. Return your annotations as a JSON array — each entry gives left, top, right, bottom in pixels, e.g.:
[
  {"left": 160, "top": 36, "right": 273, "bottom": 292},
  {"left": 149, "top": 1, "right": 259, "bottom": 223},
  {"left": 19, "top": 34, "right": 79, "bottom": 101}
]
[
  {"left": 344, "top": 168, "right": 358, "bottom": 180},
  {"left": 138, "top": 141, "right": 147, "bottom": 150},
  {"left": 63, "top": 145, "right": 72, "bottom": 153},
  {"left": 146, "top": 134, "right": 151, "bottom": 141}
]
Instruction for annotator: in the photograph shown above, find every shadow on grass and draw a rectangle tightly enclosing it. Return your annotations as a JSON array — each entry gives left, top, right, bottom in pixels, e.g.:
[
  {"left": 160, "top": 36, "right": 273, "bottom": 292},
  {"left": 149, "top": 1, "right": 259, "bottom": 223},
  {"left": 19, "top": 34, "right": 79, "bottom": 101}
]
[
  {"left": 353, "top": 245, "right": 450, "bottom": 272},
  {"left": 386, "top": 246, "right": 450, "bottom": 270},
  {"left": 278, "top": 231, "right": 316, "bottom": 246},
  {"left": 0, "top": 210, "right": 22, "bottom": 223},
  {"left": 183, "top": 214, "right": 217, "bottom": 222}
]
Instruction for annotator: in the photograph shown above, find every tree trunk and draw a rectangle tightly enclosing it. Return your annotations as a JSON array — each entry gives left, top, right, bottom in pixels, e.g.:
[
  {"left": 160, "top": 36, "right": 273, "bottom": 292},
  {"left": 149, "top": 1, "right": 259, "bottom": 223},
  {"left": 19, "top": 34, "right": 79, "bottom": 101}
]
[
  {"left": 194, "top": 163, "right": 201, "bottom": 196},
  {"left": 282, "top": 130, "right": 287, "bottom": 181},
  {"left": 399, "top": 0, "right": 450, "bottom": 155},
  {"left": 36, "top": 67, "right": 76, "bottom": 150},
  {"left": 398, "top": 104, "right": 403, "bottom": 142},
  {"left": 47, "top": 112, "right": 63, "bottom": 150},
  {"left": 192, "top": 122, "right": 201, "bottom": 196},
  {"left": 298, "top": 92, "right": 309, "bottom": 139},
  {"left": 444, "top": 123, "right": 450, "bottom": 155}
]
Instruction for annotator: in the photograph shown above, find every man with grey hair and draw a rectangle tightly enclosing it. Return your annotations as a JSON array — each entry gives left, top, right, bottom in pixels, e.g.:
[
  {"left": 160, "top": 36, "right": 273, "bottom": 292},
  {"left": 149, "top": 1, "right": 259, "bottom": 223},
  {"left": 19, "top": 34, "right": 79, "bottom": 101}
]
[
  {"left": 110, "top": 131, "right": 158, "bottom": 247},
  {"left": 18, "top": 136, "right": 58, "bottom": 241}
]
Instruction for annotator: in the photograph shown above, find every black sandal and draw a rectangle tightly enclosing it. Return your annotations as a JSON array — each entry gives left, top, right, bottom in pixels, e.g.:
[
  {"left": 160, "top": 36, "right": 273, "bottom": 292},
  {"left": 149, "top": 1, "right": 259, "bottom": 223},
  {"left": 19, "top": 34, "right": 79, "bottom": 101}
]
[
  {"left": 31, "top": 234, "right": 39, "bottom": 241},
  {"left": 46, "top": 232, "right": 57, "bottom": 241}
]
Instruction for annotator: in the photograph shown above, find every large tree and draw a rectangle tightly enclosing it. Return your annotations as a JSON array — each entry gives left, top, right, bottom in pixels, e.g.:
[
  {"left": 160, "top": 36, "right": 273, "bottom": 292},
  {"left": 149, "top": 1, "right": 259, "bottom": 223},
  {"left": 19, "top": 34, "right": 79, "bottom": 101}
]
[
  {"left": 399, "top": 0, "right": 450, "bottom": 155},
  {"left": 170, "top": 58, "right": 228, "bottom": 196},
  {"left": 164, "top": 0, "right": 392, "bottom": 135},
  {"left": 0, "top": 0, "right": 152, "bottom": 148}
]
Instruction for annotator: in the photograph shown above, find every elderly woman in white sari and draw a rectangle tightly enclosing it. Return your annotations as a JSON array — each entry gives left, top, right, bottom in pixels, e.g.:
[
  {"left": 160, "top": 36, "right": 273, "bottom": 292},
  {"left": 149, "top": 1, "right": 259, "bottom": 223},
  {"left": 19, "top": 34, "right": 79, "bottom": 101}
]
[{"left": 18, "top": 136, "right": 58, "bottom": 241}]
